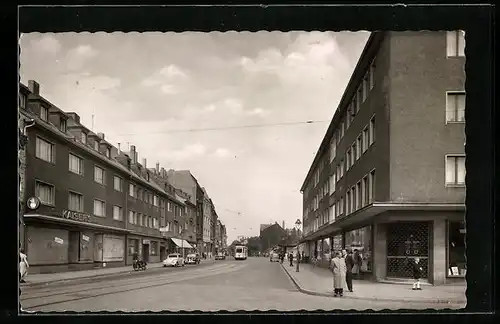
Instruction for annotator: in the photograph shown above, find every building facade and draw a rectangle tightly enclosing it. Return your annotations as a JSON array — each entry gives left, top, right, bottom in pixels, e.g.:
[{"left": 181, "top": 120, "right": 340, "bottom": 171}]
[
  {"left": 300, "top": 31, "right": 466, "bottom": 285},
  {"left": 19, "top": 80, "right": 207, "bottom": 273}
]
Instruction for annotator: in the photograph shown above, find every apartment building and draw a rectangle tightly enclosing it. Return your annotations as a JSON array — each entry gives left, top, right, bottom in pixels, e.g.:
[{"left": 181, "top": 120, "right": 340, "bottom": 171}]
[
  {"left": 19, "top": 80, "right": 199, "bottom": 272},
  {"left": 300, "top": 31, "right": 466, "bottom": 285}
]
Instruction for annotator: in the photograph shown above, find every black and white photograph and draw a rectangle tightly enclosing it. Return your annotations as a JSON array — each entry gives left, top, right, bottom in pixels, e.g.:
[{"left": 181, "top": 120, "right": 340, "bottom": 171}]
[{"left": 18, "top": 27, "right": 469, "bottom": 312}]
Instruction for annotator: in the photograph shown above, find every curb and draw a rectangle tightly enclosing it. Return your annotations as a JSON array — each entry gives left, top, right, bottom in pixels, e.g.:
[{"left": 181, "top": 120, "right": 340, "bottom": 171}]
[
  {"left": 23, "top": 260, "right": 217, "bottom": 288},
  {"left": 280, "top": 263, "right": 465, "bottom": 305}
]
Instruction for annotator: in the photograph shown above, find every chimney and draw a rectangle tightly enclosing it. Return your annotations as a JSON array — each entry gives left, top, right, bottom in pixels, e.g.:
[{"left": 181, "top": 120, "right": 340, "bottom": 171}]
[
  {"left": 130, "top": 145, "right": 137, "bottom": 163},
  {"left": 97, "top": 132, "right": 105, "bottom": 140},
  {"left": 28, "top": 80, "right": 40, "bottom": 95},
  {"left": 117, "top": 143, "right": 121, "bottom": 152},
  {"left": 67, "top": 112, "right": 80, "bottom": 124},
  {"left": 142, "top": 158, "right": 147, "bottom": 168},
  {"left": 282, "top": 221, "right": 285, "bottom": 229},
  {"left": 161, "top": 167, "right": 166, "bottom": 178},
  {"left": 156, "top": 162, "right": 160, "bottom": 173}
]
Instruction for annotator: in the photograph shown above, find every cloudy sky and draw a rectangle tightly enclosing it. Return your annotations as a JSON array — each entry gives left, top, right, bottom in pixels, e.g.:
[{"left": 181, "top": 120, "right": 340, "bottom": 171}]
[{"left": 20, "top": 31, "right": 370, "bottom": 243}]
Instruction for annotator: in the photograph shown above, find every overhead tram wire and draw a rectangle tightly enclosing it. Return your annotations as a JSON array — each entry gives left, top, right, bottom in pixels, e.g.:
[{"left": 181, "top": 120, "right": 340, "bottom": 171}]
[{"left": 112, "top": 120, "right": 329, "bottom": 137}]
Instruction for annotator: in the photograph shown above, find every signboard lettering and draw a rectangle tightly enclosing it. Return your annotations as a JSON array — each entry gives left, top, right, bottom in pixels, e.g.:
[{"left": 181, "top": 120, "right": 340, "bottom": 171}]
[{"left": 62, "top": 209, "right": 92, "bottom": 223}]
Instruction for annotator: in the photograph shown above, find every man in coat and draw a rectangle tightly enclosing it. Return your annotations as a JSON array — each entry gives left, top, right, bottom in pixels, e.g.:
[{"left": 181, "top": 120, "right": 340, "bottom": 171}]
[
  {"left": 289, "top": 252, "right": 294, "bottom": 267},
  {"left": 331, "top": 251, "right": 347, "bottom": 297},
  {"left": 344, "top": 250, "right": 354, "bottom": 292}
]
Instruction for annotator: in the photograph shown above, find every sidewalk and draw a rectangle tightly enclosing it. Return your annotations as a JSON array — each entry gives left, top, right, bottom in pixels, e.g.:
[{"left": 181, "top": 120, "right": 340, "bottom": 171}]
[
  {"left": 281, "top": 262, "right": 466, "bottom": 305},
  {"left": 23, "top": 259, "right": 216, "bottom": 286}
]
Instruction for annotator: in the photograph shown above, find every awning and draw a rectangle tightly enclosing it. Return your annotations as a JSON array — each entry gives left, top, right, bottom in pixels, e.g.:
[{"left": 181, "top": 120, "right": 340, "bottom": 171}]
[
  {"left": 301, "top": 202, "right": 465, "bottom": 242},
  {"left": 170, "top": 237, "right": 194, "bottom": 249},
  {"left": 24, "top": 214, "right": 132, "bottom": 233}
]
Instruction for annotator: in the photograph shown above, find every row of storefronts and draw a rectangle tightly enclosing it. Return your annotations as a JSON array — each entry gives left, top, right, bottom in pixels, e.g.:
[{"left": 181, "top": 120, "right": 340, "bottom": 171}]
[
  {"left": 23, "top": 216, "right": 197, "bottom": 274},
  {"left": 302, "top": 215, "right": 466, "bottom": 285}
]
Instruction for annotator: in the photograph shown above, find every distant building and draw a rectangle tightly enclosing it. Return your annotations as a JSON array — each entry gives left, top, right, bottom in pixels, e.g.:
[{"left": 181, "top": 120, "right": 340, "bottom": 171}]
[{"left": 259, "top": 223, "right": 287, "bottom": 252}]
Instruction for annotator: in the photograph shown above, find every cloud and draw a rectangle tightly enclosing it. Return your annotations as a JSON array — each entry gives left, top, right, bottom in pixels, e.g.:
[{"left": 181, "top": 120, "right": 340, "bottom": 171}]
[
  {"left": 141, "top": 64, "right": 188, "bottom": 88},
  {"left": 160, "top": 84, "right": 179, "bottom": 95},
  {"left": 65, "top": 44, "right": 99, "bottom": 71},
  {"left": 171, "top": 144, "right": 207, "bottom": 161},
  {"left": 213, "top": 148, "right": 232, "bottom": 158},
  {"left": 30, "top": 34, "right": 61, "bottom": 55}
]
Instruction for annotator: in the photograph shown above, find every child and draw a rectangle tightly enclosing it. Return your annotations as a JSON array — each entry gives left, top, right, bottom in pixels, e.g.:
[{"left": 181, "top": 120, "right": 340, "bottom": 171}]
[{"left": 411, "top": 257, "right": 423, "bottom": 290}]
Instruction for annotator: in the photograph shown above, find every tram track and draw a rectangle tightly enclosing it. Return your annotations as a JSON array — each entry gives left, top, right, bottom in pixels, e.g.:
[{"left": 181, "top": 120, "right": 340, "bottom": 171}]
[{"left": 21, "top": 262, "right": 246, "bottom": 311}]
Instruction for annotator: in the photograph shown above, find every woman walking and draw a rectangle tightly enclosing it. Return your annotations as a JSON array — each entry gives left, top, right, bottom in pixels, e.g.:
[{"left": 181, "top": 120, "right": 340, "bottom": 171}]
[
  {"left": 19, "top": 249, "right": 29, "bottom": 283},
  {"left": 331, "top": 251, "right": 347, "bottom": 297}
]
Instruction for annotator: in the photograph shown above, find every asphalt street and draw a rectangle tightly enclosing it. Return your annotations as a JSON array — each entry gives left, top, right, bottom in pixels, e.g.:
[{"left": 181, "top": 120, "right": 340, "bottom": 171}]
[{"left": 21, "top": 257, "right": 458, "bottom": 312}]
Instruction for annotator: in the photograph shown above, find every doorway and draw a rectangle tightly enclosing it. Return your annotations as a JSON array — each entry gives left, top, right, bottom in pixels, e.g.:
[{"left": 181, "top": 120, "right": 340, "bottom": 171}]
[
  {"left": 160, "top": 246, "right": 166, "bottom": 261},
  {"left": 142, "top": 244, "right": 150, "bottom": 263}
]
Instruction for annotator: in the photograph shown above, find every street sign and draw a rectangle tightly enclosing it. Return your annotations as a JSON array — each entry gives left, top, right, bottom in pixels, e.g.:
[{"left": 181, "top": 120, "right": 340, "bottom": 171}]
[{"left": 159, "top": 227, "right": 168, "bottom": 232}]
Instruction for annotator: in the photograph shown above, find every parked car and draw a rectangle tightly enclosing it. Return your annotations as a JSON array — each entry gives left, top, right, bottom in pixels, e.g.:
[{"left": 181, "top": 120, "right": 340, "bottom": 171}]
[
  {"left": 215, "top": 252, "right": 226, "bottom": 260},
  {"left": 163, "top": 253, "right": 185, "bottom": 267},
  {"left": 185, "top": 253, "right": 201, "bottom": 265},
  {"left": 269, "top": 251, "right": 280, "bottom": 262}
]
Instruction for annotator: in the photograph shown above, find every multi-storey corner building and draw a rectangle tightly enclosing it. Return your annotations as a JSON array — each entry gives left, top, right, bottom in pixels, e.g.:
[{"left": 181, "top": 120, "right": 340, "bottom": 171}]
[
  {"left": 18, "top": 80, "right": 207, "bottom": 273},
  {"left": 300, "top": 31, "right": 466, "bottom": 285}
]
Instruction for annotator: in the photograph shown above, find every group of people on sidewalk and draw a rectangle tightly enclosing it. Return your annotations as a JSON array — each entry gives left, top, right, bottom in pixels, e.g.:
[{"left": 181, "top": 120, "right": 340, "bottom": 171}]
[{"left": 328, "top": 249, "right": 424, "bottom": 297}]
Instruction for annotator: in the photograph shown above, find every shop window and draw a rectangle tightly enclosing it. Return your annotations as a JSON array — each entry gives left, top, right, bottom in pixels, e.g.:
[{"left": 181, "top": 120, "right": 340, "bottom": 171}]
[
  {"left": 151, "top": 241, "right": 158, "bottom": 256},
  {"left": 345, "top": 226, "right": 372, "bottom": 273},
  {"left": 448, "top": 221, "right": 466, "bottom": 277},
  {"left": 128, "top": 238, "right": 139, "bottom": 255}
]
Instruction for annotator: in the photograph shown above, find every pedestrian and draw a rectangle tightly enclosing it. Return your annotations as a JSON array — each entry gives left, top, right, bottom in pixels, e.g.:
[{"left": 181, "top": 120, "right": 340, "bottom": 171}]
[
  {"left": 344, "top": 250, "right": 354, "bottom": 292},
  {"left": 19, "top": 248, "right": 29, "bottom": 283},
  {"left": 289, "top": 252, "right": 294, "bottom": 267},
  {"left": 331, "top": 251, "right": 347, "bottom": 297},
  {"left": 410, "top": 257, "right": 424, "bottom": 290},
  {"left": 341, "top": 249, "right": 347, "bottom": 258},
  {"left": 352, "top": 249, "right": 362, "bottom": 279},
  {"left": 295, "top": 251, "right": 301, "bottom": 272}
]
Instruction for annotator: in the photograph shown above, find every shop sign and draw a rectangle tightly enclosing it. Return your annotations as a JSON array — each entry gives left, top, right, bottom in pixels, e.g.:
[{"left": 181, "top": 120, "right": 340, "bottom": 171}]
[
  {"left": 62, "top": 209, "right": 92, "bottom": 223},
  {"left": 143, "top": 239, "right": 150, "bottom": 244},
  {"left": 82, "top": 234, "right": 90, "bottom": 242},
  {"left": 54, "top": 237, "right": 64, "bottom": 244}
]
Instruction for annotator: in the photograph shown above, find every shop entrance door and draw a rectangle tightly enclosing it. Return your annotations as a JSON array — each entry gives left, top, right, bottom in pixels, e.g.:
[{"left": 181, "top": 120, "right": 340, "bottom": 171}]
[
  {"left": 386, "top": 222, "right": 430, "bottom": 279},
  {"left": 160, "top": 246, "right": 166, "bottom": 261},
  {"left": 142, "top": 244, "right": 150, "bottom": 263}
]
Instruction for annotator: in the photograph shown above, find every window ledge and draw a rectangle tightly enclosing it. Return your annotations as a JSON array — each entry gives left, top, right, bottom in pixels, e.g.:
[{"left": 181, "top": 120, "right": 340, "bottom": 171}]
[
  {"left": 445, "top": 121, "right": 465, "bottom": 125},
  {"left": 446, "top": 275, "right": 466, "bottom": 278},
  {"left": 445, "top": 184, "right": 466, "bottom": 188}
]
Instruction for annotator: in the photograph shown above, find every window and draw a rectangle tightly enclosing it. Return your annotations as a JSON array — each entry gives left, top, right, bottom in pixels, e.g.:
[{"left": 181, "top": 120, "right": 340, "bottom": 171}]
[
  {"left": 356, "top": 182, "right": 362, "bottom": 210},
  {"left": 168, "top": 202, "right": 172, "bottom": 212},
  {"left": 369, "top": 170, "right": 376, "bottom": 203},
  {"left": 68, "top": 191, "right": 84, "bottom": 212},
  {"left": 129, "top": 183, "right": 136, "bottom": 197},
  {"left": 129, "top": 210, "right": 137, "bottom": 224},
  {"left": 35, "top": 181, "right": 54, "bottom": 205},
  {"left": 148, "top": 216, "right": 153, "bottom": 228},
  {"left": 346, "top": 190, "right": 351, "bottom": 214},
  {"left": 68, "top": 153, "right": 84, "bottom": 175},
  {"left": 446, "top": 30, "right": 465, "bottom": 57},
  {"left": 346, "top": 149, "right": 352, "bottom": 170},
  {"left": 151, "top": 241, "right": 158, "bottom": 256},
  {"left": 351, "top": 187, "right": 356, "bottom": 213},
  {"left": 347, "top": 105, "right": 353, "bottom": 128},
  {"left": 81, "top": 132, "right": 87, "bottom": 144},
  {"left": 369, "top": 116, "right": 375, "bottom": 145},
  {"left": 19, "top": 93, "right": 27, "bottom": 109},
  {"left": 113, "top": 205, "right": 123, "bottom": 221},
  {"left": 105, "top": 147, "right": 111, "bottom": 158},
  {"left": 330, "top": 203, "right": 335, "bottom": 222},
  {"left": 94, "top": 141, "right": 99, "bottom": 151},
  {"left": 137, "top": 213, "right": 143, "bottom": 226},
  {"left": 146, "top": 172, "right": 150, "bottom": 181},
  {"left": 445, "top": 155, "right": 466, "bottom": 186},
  {"left": 369, "top": 62, "right": 375, "bottom": 90},
  {"left": 153, "top": 218, "right": 158, "bottom": 228},
  {"left": 40, "top": 106, "right": 48, "bottom": 121},
  {"left": 94, "top": 166, "right": 105, "bottom": 184},
  {"left": 60, "top": 119, "right": 67, "bottom": 132},
  {"left": 448, "top": 221, "right": 466, "bottom": 277},
  {"left": 356, "top": 87, "right": 362, "bottom": 112},
  {"left": 352, "top": 143, "right": 357, "bottom": 162},
  {"left": 36, "top": 137, "right": 55, "bottom": 163},
  {"left": 339, "top": 196, "right": 344, "bottom": 215},
  {"left": 128, "top": 238, "right": 139, "bottom": 255},
  {"left": 329, "top": 174, "right": 335, "bottom": 194},
  {"left": 362, "top": 75, "right": 369, "bottom": 102},
  {"left": 340, "top": 121, "right": 344, "bottom": 139},
  {"left": 93, "top": 199, "right": 106, "bottom": 217},
  {"left": 362, "top": 127, "right": 369, "bottom": 153},
  {"left": 357, "top": 136, "right": 362, "bottom": 159},
  {"left": 114, "top": 176, "right": 123, "bottom": 192},
  {"left": 446, "top": 92, "right": 466, "bottom": 123},
  {"left": 340, "top": 160, "right": 344, "bottom": 178},
  {"left": 362, "top": 176, "right": 369, "bottom": 206}
]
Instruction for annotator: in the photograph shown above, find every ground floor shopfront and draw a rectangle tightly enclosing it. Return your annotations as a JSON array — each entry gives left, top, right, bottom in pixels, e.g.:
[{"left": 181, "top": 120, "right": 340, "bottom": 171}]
[
  {"left": 302, "top": 207, "right": 466, "bottom": 285},
  {"left": 22, "top": 214, "right": 129, "bottom": 274},
  {"left": 126, "top": 233, "right": 164, "bottom": 265}
]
